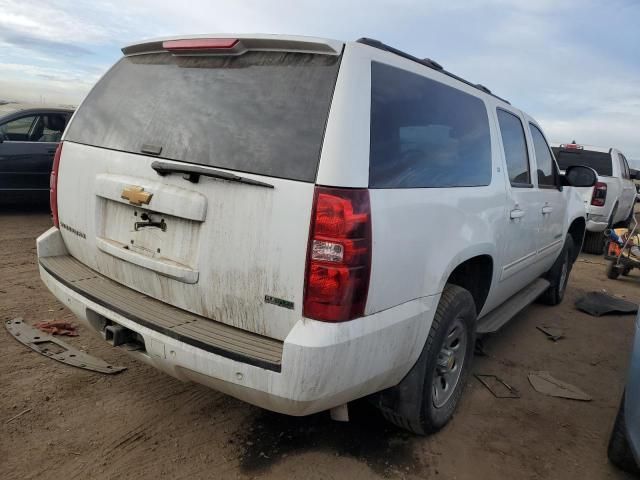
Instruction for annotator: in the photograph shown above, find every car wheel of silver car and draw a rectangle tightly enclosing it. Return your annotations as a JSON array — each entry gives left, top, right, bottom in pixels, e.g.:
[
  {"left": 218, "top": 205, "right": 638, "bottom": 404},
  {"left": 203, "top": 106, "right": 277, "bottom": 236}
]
[
  {"left": 374, "top": 284, "right": 475, "bottom": 435},
  {"left": 540, "top": 236, "right": 574, "bottom": 306}
]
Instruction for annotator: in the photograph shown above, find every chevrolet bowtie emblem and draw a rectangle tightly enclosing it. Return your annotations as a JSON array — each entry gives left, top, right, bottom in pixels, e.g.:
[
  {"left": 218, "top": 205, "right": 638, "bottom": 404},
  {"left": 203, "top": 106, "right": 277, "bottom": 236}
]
[{"left": 121, "top": 185, "right": 153, "bottom": 206}]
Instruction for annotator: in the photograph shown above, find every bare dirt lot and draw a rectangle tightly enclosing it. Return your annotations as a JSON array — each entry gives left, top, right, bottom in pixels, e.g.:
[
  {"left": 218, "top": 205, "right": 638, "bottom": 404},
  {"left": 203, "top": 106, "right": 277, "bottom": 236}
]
[{"left": 1, "top": 208, "right": 638, "bottom": 480}]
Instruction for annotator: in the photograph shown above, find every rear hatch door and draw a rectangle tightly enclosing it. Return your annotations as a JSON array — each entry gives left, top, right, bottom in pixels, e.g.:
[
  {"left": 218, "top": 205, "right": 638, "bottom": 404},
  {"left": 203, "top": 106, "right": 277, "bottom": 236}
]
[{"left": 57, "top": 38, "right": 342, "bottom": 340}]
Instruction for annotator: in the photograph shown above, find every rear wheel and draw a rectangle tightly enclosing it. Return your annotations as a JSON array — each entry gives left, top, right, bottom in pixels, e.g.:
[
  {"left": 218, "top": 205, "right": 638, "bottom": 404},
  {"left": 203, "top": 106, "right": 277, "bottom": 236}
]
[
  {"left": 540, "top": 236, "right": 573, "bottom": 305},
  {"left": 376, "top": 285, "right": 476, "bottom": 434},
  {"left": 582, "top": 230, "right": 605, "bottom": 254},
  {"left": 608, "top": 393, "right": 640, "bottom": 473}
]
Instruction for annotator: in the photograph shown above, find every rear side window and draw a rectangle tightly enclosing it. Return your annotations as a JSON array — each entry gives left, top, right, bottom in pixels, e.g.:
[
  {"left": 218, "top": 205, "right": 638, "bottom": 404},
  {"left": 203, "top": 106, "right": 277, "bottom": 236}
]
[
  {"left": 369, "top": 62, "right": 491, "bottom": 188},
  {"left": 496, "top": 109, "right": 530, "bottom": 186},
  {"left": 618, "top": 154, "right": 630, "bottom": 179},
  {"left": 65, "top": 51, "right": 341, "bottom": 182},
  {"left": 529, "top": 124, "right": 556, "bottom": 187},
  {"left": 552, "top": 147, "right": 612, "bottom": 176}
]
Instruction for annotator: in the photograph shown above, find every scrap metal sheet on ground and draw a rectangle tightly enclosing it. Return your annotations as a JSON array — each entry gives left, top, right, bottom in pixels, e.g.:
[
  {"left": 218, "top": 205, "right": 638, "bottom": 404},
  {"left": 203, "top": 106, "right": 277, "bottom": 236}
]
[
  {"left": 5, "top": 318, "right": 126, "bottom": 374},
  {"left": 575, "top": 292, "right": 638, "bottom": 317}
]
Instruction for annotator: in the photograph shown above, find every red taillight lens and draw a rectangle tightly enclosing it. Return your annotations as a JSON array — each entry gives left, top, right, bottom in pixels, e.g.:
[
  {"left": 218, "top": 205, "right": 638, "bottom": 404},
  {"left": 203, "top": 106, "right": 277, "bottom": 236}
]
[
  {"left": 591, "top": 181, "right": 607, "bottom": 207},
  {"left": 303, "top": 187, "right": 372, "bottom": 322},
  {"left": 50, "top": 142, "right": 63, "bottom": 227},
  {"left": 163, "top": 38, "right": 239, "bottom": 52}
]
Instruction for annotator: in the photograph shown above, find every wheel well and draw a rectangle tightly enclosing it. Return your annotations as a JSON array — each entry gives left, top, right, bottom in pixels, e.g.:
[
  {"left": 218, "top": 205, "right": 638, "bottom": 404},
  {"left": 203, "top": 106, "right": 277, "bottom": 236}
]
[
  {"left": 447, "top": 255, "right": 493, "bottom": 315},
  {"left": 568, "top": 217, "right": 586, "bottom": 263}
]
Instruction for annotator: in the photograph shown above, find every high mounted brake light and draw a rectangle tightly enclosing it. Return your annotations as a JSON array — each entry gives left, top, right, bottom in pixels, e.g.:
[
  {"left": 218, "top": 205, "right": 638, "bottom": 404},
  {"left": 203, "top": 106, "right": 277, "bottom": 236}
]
[
  {"left": 303, "top": 187, "right": 372, "bottom": 322},
  {"left": 162, "top": 38, "right": 239, "bottom": 51},
  {"left": 560, "top": 143, "right": 583, "bottom": 150},
  {"left": 50, "top": 142, "right": 63, "bottom": 228}
]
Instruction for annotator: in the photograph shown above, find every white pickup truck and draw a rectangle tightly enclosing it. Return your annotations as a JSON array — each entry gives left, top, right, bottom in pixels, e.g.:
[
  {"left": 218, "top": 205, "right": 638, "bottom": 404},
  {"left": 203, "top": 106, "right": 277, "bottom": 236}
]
[
  {"left": 553, "top": 143, "right": 637, "bottom": 254},
  {"left": 36, "top": 35, "right": 596, "bottom": 435}
]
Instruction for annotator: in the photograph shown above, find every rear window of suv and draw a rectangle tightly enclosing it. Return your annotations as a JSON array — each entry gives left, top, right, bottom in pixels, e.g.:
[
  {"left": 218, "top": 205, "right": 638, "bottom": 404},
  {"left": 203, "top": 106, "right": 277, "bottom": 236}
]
[
  {"left": 65, "top": 51, "right": 341, "bottom": 182},
  {"left": 369, "top": 62, "right": 491, "bottom": 188},
  {"left": 552, "top": 147, "right": 612, "bottom": 176}
]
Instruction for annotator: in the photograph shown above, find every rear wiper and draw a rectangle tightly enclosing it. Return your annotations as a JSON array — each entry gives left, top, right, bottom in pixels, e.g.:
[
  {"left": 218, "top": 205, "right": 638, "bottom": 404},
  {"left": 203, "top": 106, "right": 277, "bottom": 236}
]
[{"left": 151, "top": 161, "right": 274, "bottom": 189}]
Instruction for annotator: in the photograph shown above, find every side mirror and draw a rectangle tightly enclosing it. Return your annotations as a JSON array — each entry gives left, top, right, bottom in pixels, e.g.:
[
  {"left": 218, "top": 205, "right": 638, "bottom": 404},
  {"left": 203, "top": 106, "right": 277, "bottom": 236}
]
[
  {"left": 563, "top": 165, "right": 597, "bottom": 187},
  {"left": 630, "top": 168, "right": 640, "bottom": 180}
]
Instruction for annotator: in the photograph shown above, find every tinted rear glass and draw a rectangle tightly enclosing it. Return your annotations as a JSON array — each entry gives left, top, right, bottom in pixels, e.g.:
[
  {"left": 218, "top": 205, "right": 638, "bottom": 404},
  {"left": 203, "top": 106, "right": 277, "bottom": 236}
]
[
  {"left": 65, "top": 51, "right": 341, "bottom": 182},
  {"left": 369, "top": 62, "right": 491, "bottom": 188},
  {"left": 552, "top": 147, "right": 612, "bottom": 176}
]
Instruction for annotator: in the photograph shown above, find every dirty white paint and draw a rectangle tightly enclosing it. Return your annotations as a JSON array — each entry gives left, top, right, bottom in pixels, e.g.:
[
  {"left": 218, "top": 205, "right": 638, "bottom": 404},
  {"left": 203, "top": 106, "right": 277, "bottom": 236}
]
[{"left": 55, "top": 142, "right": 314, "bottom": 341}]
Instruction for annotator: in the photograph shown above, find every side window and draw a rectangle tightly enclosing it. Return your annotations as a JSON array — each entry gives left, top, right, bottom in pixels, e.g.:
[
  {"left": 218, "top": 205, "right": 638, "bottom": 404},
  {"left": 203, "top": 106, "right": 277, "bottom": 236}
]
[
  {"left": 619, "top": 154, "right": 630, "bottom": 179},
  {"left": 623, "top": 156, "right": 634, "bottom": 180},
  {"left": 369, "top": 62, "right": 492, "bottom": 188},
  {"left": 529, "top": 123, "right": 556, "bottom": 187},
  {"left": 496, "top": 109, "right": 530, "bottom": 186},
  {"left": 0, "top": 115, "right": 38, "bottom": 141}
]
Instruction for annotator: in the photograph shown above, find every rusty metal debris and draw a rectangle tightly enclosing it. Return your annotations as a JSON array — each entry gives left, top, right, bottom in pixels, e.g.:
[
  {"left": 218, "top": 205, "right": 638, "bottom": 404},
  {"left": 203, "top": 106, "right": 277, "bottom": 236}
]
[
  {"left": 35, "top": 319, "right": 78, "bottom": 336},
  {"left": 5, "top": 318, "right": 125, "bottom": 374},
  {"left": 475, "top": 374, "right": 520, "bottom": 398}
]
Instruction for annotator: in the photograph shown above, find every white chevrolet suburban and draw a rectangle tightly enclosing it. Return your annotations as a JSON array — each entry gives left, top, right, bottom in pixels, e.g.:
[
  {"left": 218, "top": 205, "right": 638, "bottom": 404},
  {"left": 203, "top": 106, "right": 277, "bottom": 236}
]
[
  {"left": 552, "top": 143, "right": 637, "bottom": 254},
  {"left": 36, "top": 35, "right": 596, "bottom": 434}
]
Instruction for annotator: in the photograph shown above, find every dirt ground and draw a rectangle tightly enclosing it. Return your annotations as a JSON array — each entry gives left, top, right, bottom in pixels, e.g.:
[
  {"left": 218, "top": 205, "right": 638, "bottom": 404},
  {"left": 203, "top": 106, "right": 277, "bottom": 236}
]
[{"left": 1, "top": 206, "right": 638, "bottom": 480}]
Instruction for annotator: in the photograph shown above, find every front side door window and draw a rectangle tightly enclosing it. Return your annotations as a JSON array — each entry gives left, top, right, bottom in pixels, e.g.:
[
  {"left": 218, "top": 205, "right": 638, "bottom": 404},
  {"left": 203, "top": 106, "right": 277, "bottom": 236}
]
[
  {"left": 529, "top": 124, "right": 557, "bottom": 188},
  {"left": 0, "top": 113, "right": 68, "bottom": 142}
]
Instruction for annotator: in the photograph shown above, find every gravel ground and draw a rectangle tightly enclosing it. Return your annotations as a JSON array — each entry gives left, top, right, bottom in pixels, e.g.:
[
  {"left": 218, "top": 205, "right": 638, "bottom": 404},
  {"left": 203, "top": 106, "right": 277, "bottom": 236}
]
[{"left": 0, "top": 206, "right": 637, "bottom": 480}]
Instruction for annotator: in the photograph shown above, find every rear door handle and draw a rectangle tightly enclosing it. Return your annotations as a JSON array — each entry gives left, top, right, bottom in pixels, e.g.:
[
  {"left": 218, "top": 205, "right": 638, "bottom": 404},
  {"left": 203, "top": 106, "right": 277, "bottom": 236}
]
[
  {"left": 510, "top": 208, "right": 525, "bottom": 219},
  {"left": 542, "top": 206, "right": 553, "bottom": 215}
]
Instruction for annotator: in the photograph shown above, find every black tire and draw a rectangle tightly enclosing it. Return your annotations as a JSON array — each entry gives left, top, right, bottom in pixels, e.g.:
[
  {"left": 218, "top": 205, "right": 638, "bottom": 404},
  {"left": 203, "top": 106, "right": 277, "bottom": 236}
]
[
  {"left": 582, "top": 230, "right": 605, "bottom": 254},
  {"left": 622, "top": 267, "right": 632, "bottom": 276},
  {"left": 539, "top": 236, "right": 574, "bottom": 306},
  {"left": 376, "top": 285, "right": 476, "bottom": 435},
  {"left": 608, "top": 393, "right": 640, "bottom": 474},
  {"left": 607, "top": 261, "right": 622, "bottom": 280}
]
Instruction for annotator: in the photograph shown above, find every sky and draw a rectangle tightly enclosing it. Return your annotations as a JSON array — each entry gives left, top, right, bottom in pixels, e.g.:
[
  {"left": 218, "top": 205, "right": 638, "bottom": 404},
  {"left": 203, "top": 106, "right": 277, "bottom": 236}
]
[{"left": 1, "top": 0, "right": 639, "bottom": 159}]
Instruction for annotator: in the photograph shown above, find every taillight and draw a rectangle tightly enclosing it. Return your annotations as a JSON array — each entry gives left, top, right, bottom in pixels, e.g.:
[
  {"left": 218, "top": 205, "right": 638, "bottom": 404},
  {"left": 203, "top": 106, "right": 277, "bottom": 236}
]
[
  {"left": 303, "top": 187, "right": 372, "bottom": 322},
  {"left": 50, "top": 142, "right": 63, "bottom": 227},
  {"left": 591, "top": 181, "right": 607, "bottom": 207}
]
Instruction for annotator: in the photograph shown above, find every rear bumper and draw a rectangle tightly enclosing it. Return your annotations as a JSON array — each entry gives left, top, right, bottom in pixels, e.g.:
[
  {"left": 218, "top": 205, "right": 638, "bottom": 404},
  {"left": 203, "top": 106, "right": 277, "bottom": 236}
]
[
  {"left": 586, "top": 218, "right": 608, "bottom": 232},
  {"left": 37, "top": 227, "right": 435, "bottom": 416}
]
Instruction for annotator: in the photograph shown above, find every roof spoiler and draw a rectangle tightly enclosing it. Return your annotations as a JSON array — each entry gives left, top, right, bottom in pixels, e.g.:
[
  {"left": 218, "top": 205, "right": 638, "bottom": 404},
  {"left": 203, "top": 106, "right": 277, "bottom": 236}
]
[{"left": 122, "top": 35, "right": 343, "bottom": 57}]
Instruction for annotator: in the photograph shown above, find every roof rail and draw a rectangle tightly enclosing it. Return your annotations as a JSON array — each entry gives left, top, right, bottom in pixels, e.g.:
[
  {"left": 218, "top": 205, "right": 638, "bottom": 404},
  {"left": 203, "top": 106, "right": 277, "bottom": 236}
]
[{"left": 356, "top": 37, "right": 510, "bottom": 105}]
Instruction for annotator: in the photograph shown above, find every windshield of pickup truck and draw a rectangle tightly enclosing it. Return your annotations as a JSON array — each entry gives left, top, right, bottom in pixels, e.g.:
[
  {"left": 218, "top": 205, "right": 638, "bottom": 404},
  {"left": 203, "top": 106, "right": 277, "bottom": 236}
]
[
  {"left": 65, "top": 51, "right": 341, "bottom": 182},
  {"left": 552, "top": 147, "right": 613, "bottom": 176}
]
